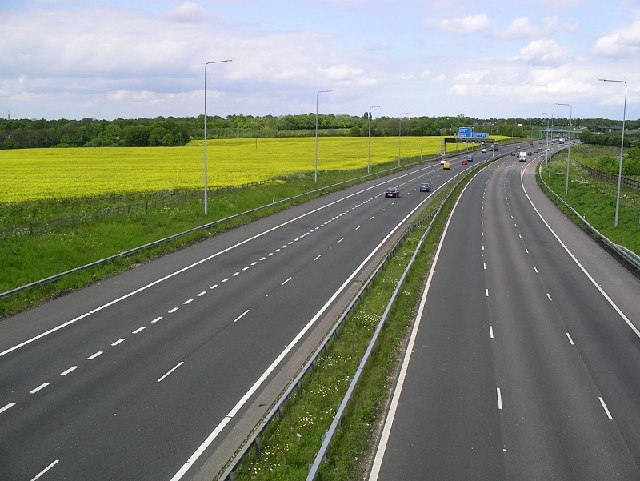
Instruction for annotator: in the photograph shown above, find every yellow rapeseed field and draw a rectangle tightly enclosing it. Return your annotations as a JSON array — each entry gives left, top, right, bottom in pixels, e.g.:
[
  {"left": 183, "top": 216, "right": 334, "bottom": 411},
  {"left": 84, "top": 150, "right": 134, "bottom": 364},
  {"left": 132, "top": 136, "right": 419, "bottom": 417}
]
[{"left": 0, "top": 136, "right": 484, "bottom": 202}]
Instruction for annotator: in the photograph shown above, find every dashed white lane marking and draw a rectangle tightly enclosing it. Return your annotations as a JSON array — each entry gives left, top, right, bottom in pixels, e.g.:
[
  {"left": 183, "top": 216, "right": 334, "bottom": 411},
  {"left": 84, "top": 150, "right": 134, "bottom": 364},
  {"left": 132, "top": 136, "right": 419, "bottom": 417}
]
[
  {"left": 209, "top": 284, "right": 218, "bottom": 290},
  {"left": 233, "top": 309, "right": 251, "bottom": 324},
  {"left": 184, "top": 299, "right": 194, "bottom": 305},
  {"left": 489, "top": 326, "right": 494, "bottom": 339},
  {"left": 168, "top": 307, "right": 179, "bottom": 314},
  {"left": 337, "top": 237, "right": 344, "bottom": 244},
  {"left": 0, "top": 402, "right": 16, "bottom": 414},
  {"left": 598, "top": 396, "right": 613, "bottom": 420},
  {"left": 60, "top": 366, "right": 77, "bottom": 376},
  {"left": 132, "top": 326, "right": 146, "bottom": 334},
  {"left": 533, "top": 266, "right": 539, "bottom": 273},
  {"left": 88, "top": 351, "right": 103, "bottom": 360},
  {"left": 281, "top": 277, "right": 292, "bottom": 286},
  {"left": 197, "top": 291, "right": 207, "bottom": 297},
  {"left": 30, "top": 383, "right": 50, "bottom": 394},
  {"left": 497, "top": 388, "right": 503, "bottom": 410},
  {"left": 242, "top": 266, "right": 250, "bottom": 271},
  {"left": 157, "top": 362, "right": 184, "bottom": 383},
  {"left": 30, "top": 459, "right": 59, "bottom": 481},
  {"left": 485, "top": 288, "right": 489, "bottom": 297},
  {"left": 221, "top": 278, "right": 229, "bottom": 283},
  {"left": 566, "top": 332, "right": 575, "bottom": 345},
  {"left": 483, "top": 262, "right": 487, "bottom": 270},
  {"left": 313, "top": 254, "right": 322, "bottom": 261},
  {"left": 546, "top": 293, "right": 552, "bottom": 301},
  {"left": 111, "top": 338, "right": 125, "bottom": 347},
  {"left": 151, "top": 316, "right": 162, "bottom": 324},
  {"left": 355, "top": 225, "right": 361, "bottom": 231}
]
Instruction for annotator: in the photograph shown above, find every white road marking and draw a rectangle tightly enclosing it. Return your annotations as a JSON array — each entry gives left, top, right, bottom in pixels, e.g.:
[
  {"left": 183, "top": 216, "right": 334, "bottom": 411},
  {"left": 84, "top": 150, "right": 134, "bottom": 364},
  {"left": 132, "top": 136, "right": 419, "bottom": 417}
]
[
  {"left": 242, "top": 266, "right": 250, "bottom": 271},
  {"left": 233, "top": 309, "right": 251, "bottom": 323},
  {"left": 210, "top": 284, "right": 218, "bottom": 290},
  {"left": 525, "top": 249, "right": 529, "bottom": 254},
  {"left": 566, "top": 332, "right": 575, "bottom": 345},
  {"left": 197, "top": 291, "right": 207, "bottom": 297},
  {"left": 111, "top": 338, "right": 125, "bottom": 346},
  {"left": 485, "top": 288, "right": 489, "bottom": 297},
  {"left": 533, "top": 266, "right": 539, "bottom": 273},
  {"left": 337, "top": 238, "right": 344, "bottom": 244},
  {"left": 546, "top": 293, "right": 552, "bottom": 301},
  {"left": 313, "top": 254, "right": 322, "bottom": 261},
  {"left": 250, "top": 262, "right": 258, "bottom": 266},
  {"left": 483, "top": 262, "right": 487, "bottom": 270},
  {"left": 482, "top": 245, "right": 485, "bottom": 251},
  {"left": 168, "top": 307, "right": 179, "bottom": 313},
  {"left": 598, "top": 397, "right": 613, "bottom": 420},
  {"left": 60, "top": 366, "right": 77, "bottom": 376},
  {"left": 0, "top": 402, "right": 16, "bottom": 414},
  {"left": 151, "top": 316, "right": 163, "bottom": 324},
  {"left": 497, "top": 387, "right": 503, "bottom": 410},
  {"left": 221, "top": 278, "right": 229, "bottom": 283},
  {"left": 132, "top": 326, "right": 146, "bottom": 334},
  {"left": 184, "top": 298, "right": 194, "bottom": 305},
  {"left": 233, "top": 271, "right": 240, "bottom": 276},
  {"left": 157, "top": 362, "right": 184, "bottom": 383},
  {"left": 30, "top": 383, "right": 50, "bottom": 394},
  {"left": 355, "top": 225, "right": 361, "bottom": 231},
  {"left": 489, "top": 326, "right": 494, "bottom": 339},
  {"left": 88, "top": 350, "right": 103, "bottom": 360},
  {"left": 30, "top": 459, "right": 59, "bottom": 481},
  {"left": 518, "top": 233, "right": 522, "bottom": 239},
  {"left": 281, "top": 277, "right": 292, "bottom": 285}
]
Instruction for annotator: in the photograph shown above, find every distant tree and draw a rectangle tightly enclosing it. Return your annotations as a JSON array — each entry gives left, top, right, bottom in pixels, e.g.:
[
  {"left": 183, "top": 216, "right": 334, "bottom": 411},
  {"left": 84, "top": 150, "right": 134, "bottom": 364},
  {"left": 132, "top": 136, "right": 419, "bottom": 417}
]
[{"left": 123, "top": 125, "right": 150, "bottom": 146}]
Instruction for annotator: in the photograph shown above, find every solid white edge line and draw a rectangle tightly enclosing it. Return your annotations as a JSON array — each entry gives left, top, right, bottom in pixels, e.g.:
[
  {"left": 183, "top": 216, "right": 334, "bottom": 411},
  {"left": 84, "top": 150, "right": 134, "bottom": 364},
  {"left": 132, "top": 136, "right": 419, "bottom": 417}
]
[
  {"left": 30, "top": 459, "right": 59, "bottom": 481},
  {"left": 171, "top": 176, "right": 443, "bottom": 481},
  {"left": 368, "top": 167, "right": 480, "bottom": 481},
  {"left": 521, "top": 162, "right": 640, "bottom": 340}
]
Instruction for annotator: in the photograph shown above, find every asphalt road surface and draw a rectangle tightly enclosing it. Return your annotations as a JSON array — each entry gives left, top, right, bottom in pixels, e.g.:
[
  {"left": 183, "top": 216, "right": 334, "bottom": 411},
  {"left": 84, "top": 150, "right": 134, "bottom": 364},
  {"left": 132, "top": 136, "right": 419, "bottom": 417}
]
[
  {"left": 0, "top": 151, "right": 488, "bottom": 481},
  {"left": 369, "top": 146, "right": 640, "bottom": 480}
]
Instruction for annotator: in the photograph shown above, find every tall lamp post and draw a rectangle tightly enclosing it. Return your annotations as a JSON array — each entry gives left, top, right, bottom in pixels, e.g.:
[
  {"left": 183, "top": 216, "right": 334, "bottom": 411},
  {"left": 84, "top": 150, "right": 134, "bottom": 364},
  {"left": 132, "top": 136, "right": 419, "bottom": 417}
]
[
  {"left": 556, "top": 103, "right": 572, "bottom": 194},
  {"left": 368, "top": 105, "right": 381, "bottom": 174},
  {"left": 314, "top": 89, "right": 332, "bottom": 183},
  {"left": 203, "top": 59, "right": 232, "bottom": 215},
  {"left": 599, "top": 78, "right": 627, "bottom": 227},
  {"left": 397, "top": 112, "right": 409, "bottom": 167},
  {"left": 541, "top": 112, "right": 550, "bottom": 165}
]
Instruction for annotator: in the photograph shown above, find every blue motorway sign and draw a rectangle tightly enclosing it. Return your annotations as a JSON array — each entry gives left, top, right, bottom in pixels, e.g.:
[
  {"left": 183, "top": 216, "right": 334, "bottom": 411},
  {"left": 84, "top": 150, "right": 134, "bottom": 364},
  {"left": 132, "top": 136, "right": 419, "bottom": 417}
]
[
  {"left": 473, "top": 132, "right": 488, "bottom": 139},
  {"left": 457, "top": 127, "right": 472, "bottom": 138}
]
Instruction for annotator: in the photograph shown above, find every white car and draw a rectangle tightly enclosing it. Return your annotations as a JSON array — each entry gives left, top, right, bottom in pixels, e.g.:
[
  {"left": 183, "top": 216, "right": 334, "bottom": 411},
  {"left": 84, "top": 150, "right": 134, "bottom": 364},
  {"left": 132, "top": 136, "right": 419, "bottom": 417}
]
[
  {"left": 481, "top": 148, "right": 487, "bottom": 153},
  {"left": 440, "top": 159, "right": 446, "bottom": 165}
]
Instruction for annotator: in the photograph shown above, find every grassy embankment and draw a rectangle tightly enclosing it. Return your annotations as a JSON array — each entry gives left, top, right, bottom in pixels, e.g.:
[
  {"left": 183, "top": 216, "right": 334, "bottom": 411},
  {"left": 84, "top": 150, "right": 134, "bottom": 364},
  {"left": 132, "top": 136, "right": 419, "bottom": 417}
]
[
  {"left": 538, "top": 144, "right": 640, "bottom": 255},
  {"left": 0, "top": 136, "right": 488, "bottom": 317}
]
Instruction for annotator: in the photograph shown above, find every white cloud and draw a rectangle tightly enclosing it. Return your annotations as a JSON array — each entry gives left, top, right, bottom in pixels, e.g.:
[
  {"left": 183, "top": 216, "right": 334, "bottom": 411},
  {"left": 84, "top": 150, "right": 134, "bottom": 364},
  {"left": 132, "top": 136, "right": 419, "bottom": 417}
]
[
  {"left": 517, "top": 39, "right": 569, "bottom": 66},
  {"left": 426, "top": 14, "right": 491, "bottom": 35},
  {"left": 164, "top": 2, "right": 207, "bottom": 22},
  {"left": 593, "top": 20, "right": 640, "bottom": 57},
  {"left": 502, "top": 16, "right": 558, "bottom": 39}
]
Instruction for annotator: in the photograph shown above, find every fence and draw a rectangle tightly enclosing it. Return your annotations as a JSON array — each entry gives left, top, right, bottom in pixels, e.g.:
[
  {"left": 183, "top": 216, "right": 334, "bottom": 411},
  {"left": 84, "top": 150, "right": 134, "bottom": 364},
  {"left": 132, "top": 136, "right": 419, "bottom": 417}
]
[{"left": 575, "top": 161, "right": 640, "bottom": 191}]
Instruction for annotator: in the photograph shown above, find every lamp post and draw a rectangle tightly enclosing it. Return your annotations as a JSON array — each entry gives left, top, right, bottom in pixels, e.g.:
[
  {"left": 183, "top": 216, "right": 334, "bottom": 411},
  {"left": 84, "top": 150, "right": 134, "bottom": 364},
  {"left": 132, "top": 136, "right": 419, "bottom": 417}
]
[
  {"left": 203, "top": 59, "right": 232, "bottom": 215},
  {"left": 314, "top": 89, "right": 332, "bottom": 183},
  {"left": 397, "top": 112, "right": 409, "bottom": 167},
  {"left": 556, "top": 103, "right": 572, "bottom": 194},
  {"left": 368, "top": 105, "right": 381, "bottom": 174},
  {"left": 541, "top": 112, "right": 550, "bottom": 165},
  {"left": 599, "top": 78, "right": 627, "bottom": 227}
]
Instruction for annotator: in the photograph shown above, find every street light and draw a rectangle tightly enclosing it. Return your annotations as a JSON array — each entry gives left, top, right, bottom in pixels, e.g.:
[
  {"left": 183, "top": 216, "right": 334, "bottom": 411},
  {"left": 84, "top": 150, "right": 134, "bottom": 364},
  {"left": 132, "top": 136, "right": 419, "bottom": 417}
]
[
  {"left": 398, "top": 112, "right": 409, "bottom": 167},
  {"left": 368, "top": 105, "right": 381, "bottom": 174},
  {"left": 599, "top": 78, "right": 627, "bottom": 227},
  {"left": 541, "top": 112, "right": 550, "bottom": 165},
  {"left": 203, "top": 59, "right": 232, "bottom": 215},
  {"left": 556, "top": 103, "right": 572, "bottom": 194},
  {"left": 314, "top": 90, "right": 332, "bottom": 183}
]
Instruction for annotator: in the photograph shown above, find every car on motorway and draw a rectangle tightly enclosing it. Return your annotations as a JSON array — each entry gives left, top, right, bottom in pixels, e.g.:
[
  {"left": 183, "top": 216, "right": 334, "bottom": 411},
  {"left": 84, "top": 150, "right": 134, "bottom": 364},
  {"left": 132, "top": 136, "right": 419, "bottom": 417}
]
[
  {"left": 466, "top": 153, "right": 474, "bottom": 162},
  {"left": 440, "top": 158, "right": 447, "bottom": 165},
  {"left": 461, "top": 159, "right": 468, "bottom": 165},
  {"left": 481, "top": 148, "right": 487, "bottom": 153},
  {"left": 419, "top": 182, "right": 431, "bottom": 192},
  {"left": 442, "top": 161, "right": 451, "bottom": 170},
  {"left": 385, "top": 186, "right": 400, "bottom": 198},
  {"left": 510, "top": 151, "right": 516, "bottom": 156}
]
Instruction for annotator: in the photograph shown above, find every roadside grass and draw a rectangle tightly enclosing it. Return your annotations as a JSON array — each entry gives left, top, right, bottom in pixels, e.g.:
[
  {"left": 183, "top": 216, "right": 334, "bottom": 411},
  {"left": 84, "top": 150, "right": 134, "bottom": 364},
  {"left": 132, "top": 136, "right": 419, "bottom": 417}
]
[
  {"left": 0, "top": 158, "right": 436, "bottom": 318},
  {"left": 228, "top": 164, "right": 480, "bottom": 481},
  {"left": 567, "top": 144, "right": 640, "bottom": 181},
  {"left": 538, "top": 152, "right": 640, "bottom": 255}
]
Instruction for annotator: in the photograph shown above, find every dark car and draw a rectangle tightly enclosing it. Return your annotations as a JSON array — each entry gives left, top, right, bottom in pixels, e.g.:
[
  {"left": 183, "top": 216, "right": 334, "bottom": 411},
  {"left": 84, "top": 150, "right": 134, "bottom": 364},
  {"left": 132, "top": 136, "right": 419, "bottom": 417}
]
[
  {"left": 419, "top": 182, "right": 431, "bottom": 192},
  {"left": 385, "top": 186, "right": 400, "bottom": 198}
]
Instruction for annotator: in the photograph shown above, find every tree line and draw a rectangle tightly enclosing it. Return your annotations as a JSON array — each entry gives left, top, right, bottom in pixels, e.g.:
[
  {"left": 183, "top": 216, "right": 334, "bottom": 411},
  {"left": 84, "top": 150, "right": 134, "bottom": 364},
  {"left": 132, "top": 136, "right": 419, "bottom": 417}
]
[{"left": 1, "top": 113, "right": 638, "bottom": 150}]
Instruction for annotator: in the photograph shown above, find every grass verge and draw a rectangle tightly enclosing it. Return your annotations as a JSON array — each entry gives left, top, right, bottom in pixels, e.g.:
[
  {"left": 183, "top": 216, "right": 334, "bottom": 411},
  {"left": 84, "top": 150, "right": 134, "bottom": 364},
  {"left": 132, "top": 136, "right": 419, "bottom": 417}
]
[
  {"left": 537, "top": 151, "right": 640, "bottom": 256},
  {"left": 227, "top": 162, "right": 485, "bottom": 480}
]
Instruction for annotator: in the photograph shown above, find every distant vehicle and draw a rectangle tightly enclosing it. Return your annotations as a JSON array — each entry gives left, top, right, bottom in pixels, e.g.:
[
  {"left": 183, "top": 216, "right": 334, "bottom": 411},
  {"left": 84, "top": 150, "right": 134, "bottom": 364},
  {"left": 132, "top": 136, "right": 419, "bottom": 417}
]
[
  {"left": 443, "top": 161, "right": 451, "bottom": 170},
  {"left": 385, "top": 186, "right": 400, "bottom": 198},
  {"left": 419, "top": 182, "right": 431, "bottom": 192},
  {"left": 491, "top": 143, "right": 499, "bottom": 151},
  {"left": 510, "top": 151, "right": 516, "bottom": 156},
  {"left": 481, "top": 148, "right": 487, "bottom": 153},
  {"left": 466, "top": 154, "right": 474, "bottom": 162},
  {"left": 440, "top": 158, "right": 447, "bottom": 165},
  {"left": 558, "top": 138, "right": 565, "bottom": 143},
  {"left": 518, "top": 151, "right": 527, "bottom": 162},
  {"left": 462, "top": 159, "right": 468, "bottom": 165}
]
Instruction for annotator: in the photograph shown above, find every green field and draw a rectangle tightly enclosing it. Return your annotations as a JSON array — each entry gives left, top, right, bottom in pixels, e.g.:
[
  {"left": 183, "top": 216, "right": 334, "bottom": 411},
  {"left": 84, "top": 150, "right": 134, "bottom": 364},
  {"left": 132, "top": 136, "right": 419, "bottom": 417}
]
[{"left": 0, "top": 136, "right": 488, "bottom": 202}]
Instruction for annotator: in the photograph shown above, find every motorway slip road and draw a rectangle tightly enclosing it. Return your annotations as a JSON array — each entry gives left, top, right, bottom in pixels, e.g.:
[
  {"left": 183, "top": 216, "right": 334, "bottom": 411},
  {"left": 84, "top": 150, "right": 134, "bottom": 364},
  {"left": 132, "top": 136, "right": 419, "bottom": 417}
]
[{"left": 369, "top": 153, "right": 640, "bottom": 480}]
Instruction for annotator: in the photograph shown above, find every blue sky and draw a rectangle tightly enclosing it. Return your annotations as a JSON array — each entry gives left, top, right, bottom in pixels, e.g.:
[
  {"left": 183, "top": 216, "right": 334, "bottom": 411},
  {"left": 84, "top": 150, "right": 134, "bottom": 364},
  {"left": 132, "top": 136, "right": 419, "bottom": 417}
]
[{"left": 1, "top": 0, "right": 639, "bottom": 121}]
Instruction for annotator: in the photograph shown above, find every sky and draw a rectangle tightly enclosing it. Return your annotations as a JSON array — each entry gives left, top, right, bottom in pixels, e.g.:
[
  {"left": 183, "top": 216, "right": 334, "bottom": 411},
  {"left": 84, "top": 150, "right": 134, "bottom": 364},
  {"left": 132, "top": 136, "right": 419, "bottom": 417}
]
[{"left": 1, "top": 0, "right": 639, "bottom": 121}]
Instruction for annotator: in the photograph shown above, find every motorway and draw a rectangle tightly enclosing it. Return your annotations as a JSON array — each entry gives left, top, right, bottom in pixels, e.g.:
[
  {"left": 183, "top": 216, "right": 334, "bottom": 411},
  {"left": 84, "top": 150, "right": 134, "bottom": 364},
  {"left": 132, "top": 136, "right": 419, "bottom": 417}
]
[
  {"left": 369, "top": 144, "right": 640, "bottom": 480},
  {"left": 0, "top": 149, "right": 482, "bottom": 480}
]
